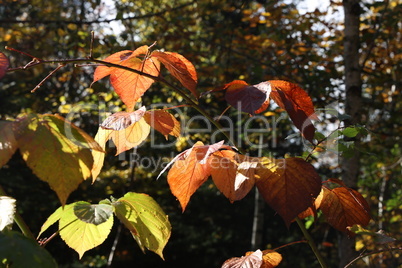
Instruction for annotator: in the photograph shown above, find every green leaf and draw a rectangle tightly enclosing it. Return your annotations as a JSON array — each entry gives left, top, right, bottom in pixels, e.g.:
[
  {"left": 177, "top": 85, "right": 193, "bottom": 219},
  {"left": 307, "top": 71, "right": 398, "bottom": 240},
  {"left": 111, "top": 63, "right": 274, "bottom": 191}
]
[
  {"left": 113, "top": 192, "right": 171, "bottom": 259},
  {"left": 59, "top": 202, "right": 114, "bottom": 259},
  {"left": 0, "top": 121, "right": 18, "bottom": 168},
  {"left": 13, "top": 113, "right": 101, "bottom": 205},
  {"left": 74, "top": 201, "right": 114, "bottom": 225},
  {"left": 342, "top": 126, "right": 359, "bottom": 138},
  {"left": 38, "top": 205, "right": 71, "bottom": 239},
  {"left": 0, "top": 231, "right": 57, "bottom": 268}
]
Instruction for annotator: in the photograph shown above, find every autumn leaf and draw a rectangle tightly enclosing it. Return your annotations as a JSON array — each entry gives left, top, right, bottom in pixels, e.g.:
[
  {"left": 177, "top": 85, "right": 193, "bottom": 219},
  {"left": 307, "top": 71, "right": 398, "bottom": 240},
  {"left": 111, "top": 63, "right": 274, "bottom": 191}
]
[
  {"left": 209, "top": 150, "right": 256, "bottom": 202},
  {"left": 224, "top": 80, "right": 271, "bottom": 115},
  {"left": 13, "top": 114, "right": 102, "bottom": 205},
  {"left": 91, "top": 128, "right": 113, "bottom": 182},
  {"left": 100, "top": 106, "right": 146, "bottom": 130},
  {"left": 0, "top": 121, "right": 18, "bottom": 168},
  {"left": 269, "top": 80, "right": 317, "bottom": 142},
  {"left": 222, "top": 250, "right": 263, "bottom": 268},
  {"left": 92, "top": 46, "right": 160, "bottom": 112},
  {"left": 260, "top": 250, "right": 283, "bottom": 268},
  {"left": 151, "top": 51, "right": 199, "bottom": 98},
  {"left": 255, "top": 157, "right": 322, "bottom": 227},
  {"left": 143, "top": 109, "right": 180, "bottom": 139},
  {"left": 0, "top": 52, "right": 9, "bottom": 80},
  {"left": 319, "top": 186, "right": 371, "bottom": 236}
]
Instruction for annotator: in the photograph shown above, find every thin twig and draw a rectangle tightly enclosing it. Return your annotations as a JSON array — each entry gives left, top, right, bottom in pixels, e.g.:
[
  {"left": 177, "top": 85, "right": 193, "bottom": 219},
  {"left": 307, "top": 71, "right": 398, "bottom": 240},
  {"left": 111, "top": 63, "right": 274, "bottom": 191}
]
[
  {"left": 5, "top": 46, "right": 42, "bottom": 61},
  {"left": 344, "top": 247, "right": 402, "bottom": 268},
  {"left": 31, "top": 64, "right": 65, "bottom": 92},
  {"left": 89, "top": 31, "right": 95, "bottom": 59}
]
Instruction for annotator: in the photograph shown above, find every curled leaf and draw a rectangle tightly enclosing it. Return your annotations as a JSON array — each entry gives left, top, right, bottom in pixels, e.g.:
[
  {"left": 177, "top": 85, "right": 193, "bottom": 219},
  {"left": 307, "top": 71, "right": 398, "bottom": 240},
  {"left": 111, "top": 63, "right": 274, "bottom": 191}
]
[
  {"left": 144, "top": 109, "right": 180, "bottom": 139},
  {"left": 100, "top": 106, "right": 146, "bottom": 130},
  {"left": 0, "top": 52, "right": 9, "bottom": 80}
]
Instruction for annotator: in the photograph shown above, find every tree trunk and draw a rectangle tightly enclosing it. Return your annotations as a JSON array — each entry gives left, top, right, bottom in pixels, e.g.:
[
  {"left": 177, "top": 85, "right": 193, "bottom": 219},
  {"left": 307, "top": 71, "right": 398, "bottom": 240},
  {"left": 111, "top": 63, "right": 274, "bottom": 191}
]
[{"left": 339, "top": 0, "right": 362, "bottom": 267}]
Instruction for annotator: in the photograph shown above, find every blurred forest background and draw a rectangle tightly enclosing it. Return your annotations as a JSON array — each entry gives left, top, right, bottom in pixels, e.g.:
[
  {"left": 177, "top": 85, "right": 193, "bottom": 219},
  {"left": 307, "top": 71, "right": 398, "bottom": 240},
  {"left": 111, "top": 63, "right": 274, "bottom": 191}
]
[{"left": 0, "top": 0, "right": 401, "bottom": 267}]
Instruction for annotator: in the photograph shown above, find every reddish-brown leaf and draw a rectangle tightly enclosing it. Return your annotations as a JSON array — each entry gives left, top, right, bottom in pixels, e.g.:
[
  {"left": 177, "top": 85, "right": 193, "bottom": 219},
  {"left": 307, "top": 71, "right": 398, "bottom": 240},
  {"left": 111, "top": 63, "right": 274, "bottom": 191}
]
[
  {"left": 255, "top": 157, "right": 322, "bottom": 227},
  {"left": 209, "top": 150, "right": 256, "bottom": 202},
  {"left": 0, "top": 52, "right": 9, "bottom": 80},
  {"left": 269, "top": 80, "right": 317, "bottom": 142},
  {"left": 224, "top": 81, "right": 271, "bottom": 115},
  {"left": 143, "top": 110, "right": 180, "bottom": 139},
  {"left": 151, "top": 51, "right": 199, "bottom": 98},
  {"left": 100, "top": 106, "right": 146, "bottom": 130},
  {"left": 222, "top": 250, "right": 263, "bottom": 268},
  {"left": 298, "top": 188, "right": 324, "bottom": 220},
  {"left": 320, "top": 187, "right": 371, "bottom": 236},
  {"left": 0, "top": 121, "right": 18, "bottom": 167}
]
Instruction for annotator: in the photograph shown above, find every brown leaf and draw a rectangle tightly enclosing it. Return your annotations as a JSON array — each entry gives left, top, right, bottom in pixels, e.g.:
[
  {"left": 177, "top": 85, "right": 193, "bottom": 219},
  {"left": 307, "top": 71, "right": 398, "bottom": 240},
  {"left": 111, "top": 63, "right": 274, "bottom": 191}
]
[
  {"left": 209, "top": 150, "right": 256, "bottom": 202},
  {"left": 224, "top": 80, "right": 271, "bottom": 115},
  {"left": 151, "top": 51, "right": 199, "bottom": 98},
  {"left": 0, "top": 121, "right": 18, "bottom": 167},
  {"left": 298, "top": 187, "right": 324, "bottom": 220},
  {"left": 269, "top": 80, "right": 317, "bottom": 142},
  {"left": 320, "top": 187, "right": 371, "bottom": 235},
  {"left": 110, "top": 117, "right": 150, "bottom": 155},
  {"left": 0, "top": 52, "right": 9, "bottom": 80},
  {"left": 222, "top": 250, "right": 263, "bottom": 268},
  {"left": 143, "top": 110, "right": 180, "bottom": 139},
  {"left": 255, "top": 157, "right": 322, "bottom": 227},
  {"left": 100, "top": 106, "right": 146, "bottom": 130}
]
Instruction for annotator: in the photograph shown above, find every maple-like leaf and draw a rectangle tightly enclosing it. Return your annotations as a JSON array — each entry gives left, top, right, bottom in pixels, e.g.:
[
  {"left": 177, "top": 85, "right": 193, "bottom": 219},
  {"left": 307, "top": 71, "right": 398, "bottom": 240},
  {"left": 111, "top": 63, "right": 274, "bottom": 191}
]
[
  {"left": 319, "top": 186, "right": 371, "bottom": 236},
  {"left": 209, "top": 150, "right": 256, "bottom": 202},
  {"left": 269, "top": 80, "right": 317, "bottom": 142},
  {"left": 0, "top": 52, "right": 9, "bottom": 80},
  {"left": 151, "top": 51, "right": 199, "bottom": 98},
  {"left": 255, "top": 157, "right": 321, "bottom": 227},
  {"left": 100, "top": 106, "right": 146, "bottom": 130},
  {"left": 224, "top": 80, "right": 271, "bottom": 115},
  {"left": 13, "top": 114, "right": 102, "bottom": 205},
  {"left": 143, "top": 109, "right": 180, "bottom": 139},
  {"left": 162, "top": 141, "right": 228, "bottom": 211},
  {"left": 0, "top": 121, "right": 18, "bottom": 168},
  {"left": 92, "top": 46, "right": 160, "bottom": 112}
]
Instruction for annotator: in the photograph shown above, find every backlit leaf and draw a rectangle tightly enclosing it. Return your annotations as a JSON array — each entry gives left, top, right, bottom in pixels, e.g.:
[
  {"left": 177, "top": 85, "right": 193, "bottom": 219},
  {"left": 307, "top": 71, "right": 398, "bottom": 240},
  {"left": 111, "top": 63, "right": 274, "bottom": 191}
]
[
  {"left": 13, "top": 114, "right": 101, "bottom": 205},
  {"left": 113, "top": 192, "right": 171, "bottom": 259},
  {"left": 209, "top": 150, "right": 256, "bottom": 202},
  {"left": 222, "top": 249, "right": 263, "bottom": 268},
  {"left": 143, "top": 109, "right": 181, "bottom": 139},
  {"left": 151, "top": 51, "right": 199, "bottom": 98},
  {"left": 59, "top": 202, "right": 113, "bottom": 259},
  {"left": 261, "top": 249, "right": 283, "bottom": 268},
  {"left": 224, "top": 80, "right": 271, "bottom": 115},
  {"left": 100, "top": 106, "right": 146, "bottom": 130},
  {"left": 74, "top": 202, "right": 114, "bottom": 225},
  {"left": 269, "top": 80, "right": 317, "bottom": 142},
  {"left": 38, "top": 206, "right": 65, "bottom": 238},
  {"left": 320, "top": 187, "right": 371, "bottom": 235},
  {"left": 0, "top": 121, "right": 18, "bottom": 167},
  {"left": 255, "top": 157, "right": 321, "bottom": 227},
  {"left": 0, "top": 52, "right": 9, "bottom": 80},
  {"left": 91, "top": 127, "right": 113, "bottom": 182},
  {"left": 110, "top": 117, "right": 150, "bottom": 155}
]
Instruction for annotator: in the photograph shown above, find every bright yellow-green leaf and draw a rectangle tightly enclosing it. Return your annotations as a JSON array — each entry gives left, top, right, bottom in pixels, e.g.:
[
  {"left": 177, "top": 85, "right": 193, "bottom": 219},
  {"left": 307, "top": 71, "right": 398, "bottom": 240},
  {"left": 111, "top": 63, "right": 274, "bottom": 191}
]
[
  {"left": 59, "top": 202, "right": 114, "bottom": 259},
  {"left": 13, "top": 114, "right": 101, "bottom": 205},
  {"left": 0, "top": 121, "right": 18, "bottom": 168},
  {"left": 113, "top": 192, "right": 171, "bottom": 259},
  {"left": 37, "top": 205, "right": 67, "bottom": 239},
  {"left": 91, "top": 127, "right": 113, "bottom": 182}
]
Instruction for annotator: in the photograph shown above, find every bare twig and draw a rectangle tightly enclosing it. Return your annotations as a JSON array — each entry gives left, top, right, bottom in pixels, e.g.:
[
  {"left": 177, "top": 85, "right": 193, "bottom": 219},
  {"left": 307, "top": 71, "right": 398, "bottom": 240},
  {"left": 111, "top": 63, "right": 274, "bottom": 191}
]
[{"left": 31, "top": 64, "right": 65, "bottom": 92}]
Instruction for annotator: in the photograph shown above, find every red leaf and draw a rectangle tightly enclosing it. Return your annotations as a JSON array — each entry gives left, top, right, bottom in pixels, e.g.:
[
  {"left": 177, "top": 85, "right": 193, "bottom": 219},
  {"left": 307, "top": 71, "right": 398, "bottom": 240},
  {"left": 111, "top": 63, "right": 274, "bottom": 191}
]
[
  {"left": 100, "top": 106, "right": 146, "bottom": 130},
  {"left": 269, "top": 80, "right": 317, "bottom": 142},
  {"left": 224, "top": 81, "right": 271, "bottom": 115},
  {"left": 0, "top": 52, "right": 9, "bottom": 80},
  {"left": 151, "top": 51, "right": 199, "bottom": 98},
  {"left": 320, "top": 187, "right": 371, "bottom": 236},
  {"left": 143, "top": 110, "right": 180, "bottom": 139}
]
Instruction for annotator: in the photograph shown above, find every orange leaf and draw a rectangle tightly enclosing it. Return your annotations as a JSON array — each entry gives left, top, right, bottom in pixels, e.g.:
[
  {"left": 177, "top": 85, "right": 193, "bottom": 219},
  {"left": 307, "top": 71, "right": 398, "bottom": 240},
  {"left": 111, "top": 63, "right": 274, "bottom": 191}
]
[
  {"left": 151, "top": 51, "right": 199, "bottom": 98},
  {"left": 224, "top": 81, "right": 271, "bottom": 115},
  {"left": 269, "top": 80, "right": 317, "bottom": 142},
  {"left": 91, "top": 127, "right": 113, "bottom": 182},
  {"left": 100, "top": 106, "right": 146, "bottom": 130},
  {"left": 92, "top": 50, "right": 133, "bottom": 83},
  {"left": 298, "top": 187, "right": 324, "bottom": 220},
  {"left": 110, "top": 117, "right": 150, "bottom": 155},
  {"left": 255, "top": 157, "right": 322, "bottom": 227},
  {"left": 143, "top": 110, "right": 180, "bottom": 139},
  {"left": 209, "top": 150, "right": 256, "bottom": 202},
  {"left": 222, "top": 249, "right": 263, "bottom": 268},
  {"left": 261, "top": 250, "right": 282, "bottom": 268},
  {"left": 320, "top": 187, "right": 371, "bottom": 235},
  {"left": 0, "top": 52, "right": 9, "bottom": 80}
]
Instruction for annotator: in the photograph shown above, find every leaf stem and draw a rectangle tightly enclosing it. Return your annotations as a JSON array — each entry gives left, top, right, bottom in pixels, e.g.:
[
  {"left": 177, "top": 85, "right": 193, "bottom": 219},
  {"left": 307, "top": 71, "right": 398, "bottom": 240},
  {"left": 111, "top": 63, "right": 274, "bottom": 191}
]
[
  {"left": 0, "top": 185, "right": 35, "bottom": 240},
  {"left": 295, "top": 218, "right": 328, "bottom": 268}
]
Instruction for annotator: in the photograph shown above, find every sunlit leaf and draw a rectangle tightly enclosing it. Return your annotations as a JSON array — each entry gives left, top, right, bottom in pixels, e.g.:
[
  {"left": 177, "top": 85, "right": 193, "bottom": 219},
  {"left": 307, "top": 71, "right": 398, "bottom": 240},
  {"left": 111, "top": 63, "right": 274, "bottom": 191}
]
[
  {"left": 222, "top": 249, "right": 263, "bottom": 268},
  {"left": 0, "top": 121, "right": 18, "bottom": 167},
  {"left": 320, "top": 187, "right": 371, "bottom": 235},
  {"left": 261, "top": 249, "right": 283, "bottom": 268},
  {"left": 151, "top": 51, "right": 199, "bottom": 98},
  {"left": 38, "top": 206, "right": 65, "bottom": 238},
  {"left": 0, "top": 52, "right": 9, "bottom": 80},
  {"left": 74, "top": 202, "right": 114, "bottom": 225},
  {"left": 110, "top": 117, "right": 150, "bottom": 155},
  {"left": 92, "top": 50, "right": 133, "bottom": 83},
  {"left": 113, "top": 192, "right": 171, "bottom": 259},
  {"left": 0, "top": 196, "right": 16, "bottom": 231},
  {"left": 91, "top": 127, "right": 113, "bottom": 182},
  {"left": 255, "top": 157, "right": 321, "bottom": 227},
  {"left": 100, "top": 106, "right": 146, "bottom": 130},
  {"left": 13, "top": 114, "right": 101, "bottom": 205},
  {"left": 143, "top": 109, "right": 181, "bottom": 139}
]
